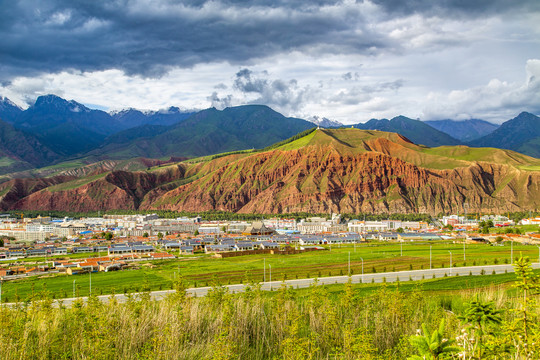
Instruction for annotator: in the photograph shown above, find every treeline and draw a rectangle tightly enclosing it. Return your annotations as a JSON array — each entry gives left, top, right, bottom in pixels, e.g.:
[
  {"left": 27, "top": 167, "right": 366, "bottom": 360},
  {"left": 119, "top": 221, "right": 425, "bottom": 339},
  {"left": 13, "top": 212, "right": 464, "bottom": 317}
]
[
  {"left": 0, "top": 258, "right": 538, "bottom": 359},
  {"left": 7, "top": 209, "right": 433, "bottom": 222},
  {"left": 261, "top": 127, "right": 317, "bottom": 151}
]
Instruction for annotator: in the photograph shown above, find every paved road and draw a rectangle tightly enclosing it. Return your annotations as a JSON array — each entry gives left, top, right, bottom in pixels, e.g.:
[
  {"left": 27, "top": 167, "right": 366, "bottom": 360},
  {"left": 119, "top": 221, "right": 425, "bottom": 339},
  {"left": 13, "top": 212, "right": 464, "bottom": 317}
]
[{"left": 12, "top": 263, "right": 540, "bottom": 308}]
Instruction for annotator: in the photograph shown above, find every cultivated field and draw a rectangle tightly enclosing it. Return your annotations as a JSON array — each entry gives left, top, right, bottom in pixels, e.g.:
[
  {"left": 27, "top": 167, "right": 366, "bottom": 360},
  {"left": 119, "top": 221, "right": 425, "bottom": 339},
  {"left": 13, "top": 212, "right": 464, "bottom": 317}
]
[{"left": 2, "top": 241, "right": 538, "bottom": 301}]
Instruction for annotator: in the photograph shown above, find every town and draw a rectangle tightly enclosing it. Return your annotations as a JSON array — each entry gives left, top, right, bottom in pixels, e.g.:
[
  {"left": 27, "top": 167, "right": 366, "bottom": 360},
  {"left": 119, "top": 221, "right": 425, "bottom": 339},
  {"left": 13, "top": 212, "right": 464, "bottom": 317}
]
[{"left": 1, "top": 212, "right": 538, "bottom": 280}]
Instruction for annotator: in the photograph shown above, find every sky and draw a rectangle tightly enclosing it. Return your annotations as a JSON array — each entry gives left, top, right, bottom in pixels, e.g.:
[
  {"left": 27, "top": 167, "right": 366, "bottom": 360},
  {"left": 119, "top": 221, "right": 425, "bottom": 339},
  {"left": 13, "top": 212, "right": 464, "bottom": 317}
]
[{"left": 1, "top": 0, "right": 539, "bottom": 124}]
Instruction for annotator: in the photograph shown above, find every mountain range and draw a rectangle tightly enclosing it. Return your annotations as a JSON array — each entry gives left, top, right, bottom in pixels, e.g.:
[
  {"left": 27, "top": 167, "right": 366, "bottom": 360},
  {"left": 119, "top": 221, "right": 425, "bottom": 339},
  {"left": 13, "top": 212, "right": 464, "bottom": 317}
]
[
  {"left": 1, "top": 128, "right": 538, "bottom": 215},
  {"left": 353, "top": 116, "right": 462, "bottom": 147},
  {"left": 471, "top": 112, "right": 540, "bottom": 158},
  {"left": 0, "top": 94, "right": 539, "bottom": 179},
  {"left": 424, "top": 119, "right": 499, "bottom": 142}
]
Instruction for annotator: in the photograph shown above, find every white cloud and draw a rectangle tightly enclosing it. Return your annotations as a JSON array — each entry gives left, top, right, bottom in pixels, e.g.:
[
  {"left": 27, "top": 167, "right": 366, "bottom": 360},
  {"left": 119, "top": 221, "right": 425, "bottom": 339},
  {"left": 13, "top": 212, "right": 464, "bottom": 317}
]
[
  {"left": 1, "top": 1, "right": 539, "bottom": 124},
  {"left": 422, "top": 59, "right": 540, "bottom": 122}
]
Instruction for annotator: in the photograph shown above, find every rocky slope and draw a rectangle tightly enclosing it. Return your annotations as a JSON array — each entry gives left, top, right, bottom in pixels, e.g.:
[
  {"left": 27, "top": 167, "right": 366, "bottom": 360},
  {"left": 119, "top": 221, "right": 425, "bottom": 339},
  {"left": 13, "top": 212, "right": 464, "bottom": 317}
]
[{"left": 3, "top": 129, "right": 539, "bottom": 215}]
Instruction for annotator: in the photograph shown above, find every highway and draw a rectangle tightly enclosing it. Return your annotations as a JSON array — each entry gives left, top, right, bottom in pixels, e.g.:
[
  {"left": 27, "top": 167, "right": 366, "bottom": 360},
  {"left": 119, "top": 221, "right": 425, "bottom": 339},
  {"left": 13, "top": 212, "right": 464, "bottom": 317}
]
[{"left": 31, "top": 262, "right": 539, "bottom": 308}]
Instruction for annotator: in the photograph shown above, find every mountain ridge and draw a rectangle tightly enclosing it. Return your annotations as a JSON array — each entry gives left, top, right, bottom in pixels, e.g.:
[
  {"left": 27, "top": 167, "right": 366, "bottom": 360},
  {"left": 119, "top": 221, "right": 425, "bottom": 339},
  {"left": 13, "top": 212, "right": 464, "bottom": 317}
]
[
  {"left": 470, "top": 112, "right": 540, "bottom": 157},
  {"left": 354, "top": 115, "right": 462, "bottom": 147},
  {"left": 2, "top": 128, "right": 538, "bottom": 215},
  {"left": 425, "top": 118, "right": 499, "bottom": 142}
]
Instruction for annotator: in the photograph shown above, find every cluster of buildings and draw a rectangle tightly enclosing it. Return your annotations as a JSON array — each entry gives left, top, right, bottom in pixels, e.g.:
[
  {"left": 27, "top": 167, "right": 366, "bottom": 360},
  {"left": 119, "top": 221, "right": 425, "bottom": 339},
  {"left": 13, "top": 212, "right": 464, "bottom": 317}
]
[
  {"left": 441, "top": 214, "right": 516, "bottom": 228},
  {"left": 1, "top": 213, "right": 538, "bottom": 264}
]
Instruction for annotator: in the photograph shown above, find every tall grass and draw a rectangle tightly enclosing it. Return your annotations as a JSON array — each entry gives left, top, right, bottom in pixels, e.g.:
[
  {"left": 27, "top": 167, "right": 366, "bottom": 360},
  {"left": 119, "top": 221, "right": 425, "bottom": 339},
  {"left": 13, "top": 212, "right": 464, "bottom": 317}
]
[{"left": 0, "top": 276, "right": 537, "bottom": 359}]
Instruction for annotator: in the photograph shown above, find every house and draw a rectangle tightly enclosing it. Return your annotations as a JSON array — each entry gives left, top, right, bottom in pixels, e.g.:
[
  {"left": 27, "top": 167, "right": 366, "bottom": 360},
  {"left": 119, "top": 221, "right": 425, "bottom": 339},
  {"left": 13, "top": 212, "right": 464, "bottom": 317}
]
[
  {"left": 180, "top": 246, "right": 194, "bottom": 254},
  {"left": 6, "top": 248, "right": 26, "bottom": 257},
  {"left": 378, "top": 232, "right": 399, "bottom": 241},
  {"left": 234, "top": 241, "right": 256, "bottom": 251},
  {"left": 71, "top": 246, "right": 93, "bottom": 253},
  {"left": 99, "top": 261, "right": 125, "bottom": 272},
  {"left": 242, "top": 221, "right": 275, "bottom": 236},
  {"left": 259, "top": 242, "right": 280, "bottom": 250},
  {"left": 26, "top": 249, "right": 48, "bottom": 257},
  {"left": 50, "top": 247, "right": 68, "bottom": 255},
  {"left": 78, "top": 261, "right": 99, "bottom": 272},
  {"left": 205, "top": 244, "right": 235, "bottom": 253},
  {"left": 66, "top": 267, "right": 90, "bottom": 275},
  {"left": 164, "top": 242, "right": 182, "bottom": 250},
  {"left": 131, "top": 245, "right": 154, "bottom": 253},
  {"left": 398, "top": 233, "right": 442, "bottom": 241},
  {"left": 0, "top": 269, "right": 14, "bottom": 277},
  {"left": 108, "top": 246, "right": 132, "bottom": 255},
  {"left": 298, "top": 235, "right": 324, "bottom": 245}
]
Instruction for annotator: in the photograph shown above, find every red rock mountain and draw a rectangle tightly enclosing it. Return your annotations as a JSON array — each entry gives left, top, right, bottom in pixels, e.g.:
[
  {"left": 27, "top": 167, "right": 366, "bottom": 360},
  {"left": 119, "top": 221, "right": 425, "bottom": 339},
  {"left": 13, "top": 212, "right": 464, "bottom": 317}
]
[{"left": 1, "top": 129, "right": 539, "bottom": 215}]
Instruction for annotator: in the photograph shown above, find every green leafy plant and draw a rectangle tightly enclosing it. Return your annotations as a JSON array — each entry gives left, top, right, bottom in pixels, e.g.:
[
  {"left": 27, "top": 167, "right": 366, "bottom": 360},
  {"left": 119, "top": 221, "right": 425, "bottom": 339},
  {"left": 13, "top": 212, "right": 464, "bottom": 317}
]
[{"left": 408, "top": 319, "right": 460, "bottom": 360}]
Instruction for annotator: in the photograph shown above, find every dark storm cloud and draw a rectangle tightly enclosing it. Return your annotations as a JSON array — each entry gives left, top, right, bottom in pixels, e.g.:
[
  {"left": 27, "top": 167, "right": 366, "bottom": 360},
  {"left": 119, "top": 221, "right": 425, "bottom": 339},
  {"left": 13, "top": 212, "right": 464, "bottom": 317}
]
[
  {"left": 371, "top": 0, "right": 540, "bottom": 17},
  {"left": 0, "top": 0, "right": 384, "bottom": 82},
  {"left": 228, "top": 68, "right": 313, "bottom": 111}
]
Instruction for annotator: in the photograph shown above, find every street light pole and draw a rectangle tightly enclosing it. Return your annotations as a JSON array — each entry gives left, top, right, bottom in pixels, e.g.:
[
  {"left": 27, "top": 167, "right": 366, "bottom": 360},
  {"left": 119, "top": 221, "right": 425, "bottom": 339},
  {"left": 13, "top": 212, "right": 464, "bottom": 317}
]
[
  {"left": 348, "top": 252, "right": 350, "bottom": 276},
  {"left": 448, "top": 251, "right": 452, "bottom": 275},
  {"left": 269, "top": 264, "right": 272, "bottom": 290},
  {"left": 430, "top": 245, "right": 432, "bottom": 270},
  {"left": 360, "top": 257, "right": 364, "bottom": 283},
  {"left": 511, "top": 240, "right": 513, "bottom": 263}
]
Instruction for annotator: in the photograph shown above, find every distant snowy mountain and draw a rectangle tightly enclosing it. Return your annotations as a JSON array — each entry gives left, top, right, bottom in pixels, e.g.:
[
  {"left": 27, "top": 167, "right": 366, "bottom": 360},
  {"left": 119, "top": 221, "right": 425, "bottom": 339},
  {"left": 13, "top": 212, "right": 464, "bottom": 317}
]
[
  {"left": 0, "top": 96, "right": 23, "bottom": 123},
  {"left": 308, "top": 116, "right": 343, "bottom": 128}
]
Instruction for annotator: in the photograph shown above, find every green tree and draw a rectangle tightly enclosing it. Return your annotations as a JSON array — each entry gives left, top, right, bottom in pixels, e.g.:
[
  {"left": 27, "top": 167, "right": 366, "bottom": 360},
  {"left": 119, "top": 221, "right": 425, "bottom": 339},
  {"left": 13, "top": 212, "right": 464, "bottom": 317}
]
[
  {"left": 142, "top": 232, "right": 149, "bottom": 238},
  {"left": 104, "top": 232, "right": 113, "bottom": 241},
  {"left": 157, "top": 232, "right": 164, "bottom": 239},
  {"left": 511, "top": 256, "right": 539, "bottom": 345},
  {"left": 458, "top": 296, "right": 503, "bottom": 358},
  {"left": 396, "top": 227, "right": 404, "bottom": 233},
  {"left": 408, "top": 319, "right": 460, "bottom": 360}
]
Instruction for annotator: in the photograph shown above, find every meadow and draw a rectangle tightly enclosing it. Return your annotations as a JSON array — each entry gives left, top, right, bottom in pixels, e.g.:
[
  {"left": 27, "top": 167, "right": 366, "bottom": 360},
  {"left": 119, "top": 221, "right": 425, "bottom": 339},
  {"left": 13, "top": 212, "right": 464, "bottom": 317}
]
[{"left": 3, "top": 240, "right": 539, "bottom": 302}]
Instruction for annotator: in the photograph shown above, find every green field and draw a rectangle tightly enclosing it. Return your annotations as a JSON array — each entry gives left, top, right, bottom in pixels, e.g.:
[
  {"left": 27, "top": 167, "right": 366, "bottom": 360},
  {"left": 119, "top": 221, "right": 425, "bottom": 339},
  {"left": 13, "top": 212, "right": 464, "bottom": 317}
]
[{"left": 2, "top": 241, "right": 538, "bottom": 301}]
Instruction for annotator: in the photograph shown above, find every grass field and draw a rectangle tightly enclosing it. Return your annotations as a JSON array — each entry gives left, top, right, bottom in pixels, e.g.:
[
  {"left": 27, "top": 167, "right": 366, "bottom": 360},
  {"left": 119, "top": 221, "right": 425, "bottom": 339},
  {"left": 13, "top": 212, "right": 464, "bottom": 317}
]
[{"left": 2, "top": 240, "right": 539, "bottom": 301}]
